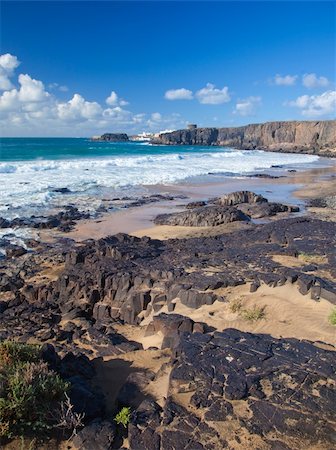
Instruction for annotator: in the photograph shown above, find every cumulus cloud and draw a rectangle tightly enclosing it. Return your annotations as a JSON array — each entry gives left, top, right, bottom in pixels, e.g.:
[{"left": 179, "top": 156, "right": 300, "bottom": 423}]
[
  {"left": 57, "top": 94, "right": 102, "bottom": 121},
  {"left": 0, "top": 53, "right": 20, "bottom": 90},
  {"left": 273, "top": 74, "right": 298, "bottom": 86},
  {"left": 106, "top": 90, "right": 129, "bottom": 106},
  {"left": 195, "top": 83, "right": 231, "bottom": 104},
  {"left": 164, "top": 88, "right": 193, "bottom": 100},
  {"left": 0, "top": 53, "right": 185, "bottom": 136},
  {"left": 287, "top": 90, "right": 336, "bottom": 117},
  {"left": 302, "top": 73, "right": 330, "bottom": 89},
  {"left": 233, "top": 96, "right": 261, "bottom": 116}
]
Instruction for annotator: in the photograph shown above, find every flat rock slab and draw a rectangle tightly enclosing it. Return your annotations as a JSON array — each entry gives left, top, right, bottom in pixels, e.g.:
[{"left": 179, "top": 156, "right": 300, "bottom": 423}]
[
  {"left": 154, "top": 206, "right": 249, "bottom": 227},
  {"left": 129, "top": 329, "right": 336, "bottom": 449}
]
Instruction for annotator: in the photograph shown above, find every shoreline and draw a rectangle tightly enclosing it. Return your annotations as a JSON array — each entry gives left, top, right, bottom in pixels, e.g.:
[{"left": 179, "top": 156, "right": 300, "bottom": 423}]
[{"left": 61, "top": 163, "right": 336, "bottom": 242}]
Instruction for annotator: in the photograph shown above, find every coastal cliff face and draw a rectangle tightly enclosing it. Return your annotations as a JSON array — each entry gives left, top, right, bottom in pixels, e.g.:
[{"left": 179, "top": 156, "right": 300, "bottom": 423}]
[{"left": 152, "top": 121, "right": 336, "bottom": 156}]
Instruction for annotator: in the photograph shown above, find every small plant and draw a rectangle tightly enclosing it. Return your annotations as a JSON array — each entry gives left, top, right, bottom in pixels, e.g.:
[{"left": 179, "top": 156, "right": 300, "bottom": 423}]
[
  {"left": 0, "top": 341, "right": 70, "bottom": 440},
  {"left": 328, "top": 309, "right": 336, "bottom": 326},
  {"left": 241, "top": 305, "right": 266, "bottom": 321},
  {"left": 114, "top": 407, "right": 131, "bottom": 428},
  {"left": 229, "top": 298, "right": 243, "bottom": 313},
  {"left": 298, "top": 252, "right": 327, "bottom": 264}
]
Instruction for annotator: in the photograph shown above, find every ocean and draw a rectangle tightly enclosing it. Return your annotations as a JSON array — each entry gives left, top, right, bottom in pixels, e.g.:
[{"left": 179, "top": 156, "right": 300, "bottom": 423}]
[{"left": 0, "top": 137, "right": 324, "bottom": 221}]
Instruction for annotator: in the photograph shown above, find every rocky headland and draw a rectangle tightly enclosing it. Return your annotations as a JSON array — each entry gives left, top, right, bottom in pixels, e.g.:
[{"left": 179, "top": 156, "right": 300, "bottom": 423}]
[
  {"left": 152, "top": 120, "right": 336, "bottom": 157},
  {"left": 91, "top": 133, "right": 129, "bottom": 142}
]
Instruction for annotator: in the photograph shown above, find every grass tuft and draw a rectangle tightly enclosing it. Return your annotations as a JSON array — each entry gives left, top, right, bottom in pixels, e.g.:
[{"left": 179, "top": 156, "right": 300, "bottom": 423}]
[
  {"left": 328, "top": 309, "right": 336, "bottom": 326},
  {"left": 229, "top": 298, "right": 266, "bottom": 321},
  {"left": 241, "top": 305, "right": 266, "bottom": 321},
  {"left": 298, "top": 252, "right": 327, "bottom": 264},
  {"left": 229, "top": 298, "right": 243, "bottom": 313}
]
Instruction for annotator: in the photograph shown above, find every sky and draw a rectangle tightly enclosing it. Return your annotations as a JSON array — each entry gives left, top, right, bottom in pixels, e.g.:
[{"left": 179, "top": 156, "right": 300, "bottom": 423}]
[{"left": 0, "top": 0, "right": 335, "bottom": 137}]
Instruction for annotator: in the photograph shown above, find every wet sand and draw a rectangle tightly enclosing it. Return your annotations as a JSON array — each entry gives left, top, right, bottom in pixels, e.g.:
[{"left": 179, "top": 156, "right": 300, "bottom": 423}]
[{"left": 63, "top": 164, "right": 335, "bottom": 242}]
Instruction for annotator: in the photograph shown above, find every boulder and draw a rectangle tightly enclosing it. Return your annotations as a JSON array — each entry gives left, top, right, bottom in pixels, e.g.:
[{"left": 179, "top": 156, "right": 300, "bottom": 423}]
[
  {"left": 71, "top": 420, "right": 116, "bottom": 450},
  {"left": 214, "top": 191, "right": 267, "bottom": 206}
]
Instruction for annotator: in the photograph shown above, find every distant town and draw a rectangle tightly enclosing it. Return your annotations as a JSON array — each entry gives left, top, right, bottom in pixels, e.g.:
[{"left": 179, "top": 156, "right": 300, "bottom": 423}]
[{"left": 91, "top": 124, "right": 197, "bottom": 142}]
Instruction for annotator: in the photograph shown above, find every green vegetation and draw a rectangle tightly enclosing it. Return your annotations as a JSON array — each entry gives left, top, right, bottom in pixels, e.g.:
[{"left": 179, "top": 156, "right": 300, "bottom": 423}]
[
  {"left": 0, "top": 341, "right": 78, "bottom": 440},
  {"left": 328, "top": 309, "right": 336, "bottom": 326},
  {"left": 298, "top": 252, "right": 327, "bottom": 264},
  {"left": 229, "top": 299, "right": 266, "bottom": 322},
  {"left": 229, "top": 298, "right": 243, "bottom": 313},
  {"left": 241, "top": 305, "right": 266, "bottom": 321},
  {"left": 114, "top": 407, "right": 131, "bottom": 428}
]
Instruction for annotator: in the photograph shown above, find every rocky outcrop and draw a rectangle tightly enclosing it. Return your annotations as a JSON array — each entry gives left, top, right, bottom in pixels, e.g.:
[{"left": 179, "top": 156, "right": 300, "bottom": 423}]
[
  {"left": 152, "top": 121, "right": 336, "bottom": 156},
  {"left": 92, "top": 133, "right": 129, "bottom": 142},
  {"left": 214, "top": 190, "right": 267, "bottom": 206},
  {"left": 154, "top": 191, "right": 299, "bottom": 226},
  {"left": 2, "top": 216, "right": 335, "bottom": 347},
  {"left": 154, "top": 206, "right": 249, "bottom": 227},
  {"left": 129, "top": 329, "right": 336, "bottom": 449}
]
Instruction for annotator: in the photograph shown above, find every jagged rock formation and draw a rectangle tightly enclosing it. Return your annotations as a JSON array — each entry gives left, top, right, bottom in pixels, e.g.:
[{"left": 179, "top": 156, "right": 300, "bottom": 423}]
[
  {"left": 129, "top": 329, "right": 336, "bottom": 449},
  {"left": 152, "top": 121, "right": 336, "bottom": 156},
  {"left": 154, "top": 191, "right": 300, "bottom": 226},
  {"left": 1, "top": 217, "right": 335, "bottom": 349}
]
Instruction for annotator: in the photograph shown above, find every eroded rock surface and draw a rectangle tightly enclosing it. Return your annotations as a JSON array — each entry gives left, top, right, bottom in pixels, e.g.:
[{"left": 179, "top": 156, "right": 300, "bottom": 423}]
[
  {"left": 154, "top": 206, "right": 249, "bottom": 227},
  {"left": 152, "top": 120, "right": 336, "bottom": 157},
  {"left": 154, "top": 191, "right": 300, "bottom": 226},
  {"left": 129, "top": 329, "right": 336, "bottom": 449}
]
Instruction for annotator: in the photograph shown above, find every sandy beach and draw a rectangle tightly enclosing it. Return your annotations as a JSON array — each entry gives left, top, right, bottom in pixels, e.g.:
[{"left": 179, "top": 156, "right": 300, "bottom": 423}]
[{"left": 61, "top": 164, "right": 336, "bottom": 242}]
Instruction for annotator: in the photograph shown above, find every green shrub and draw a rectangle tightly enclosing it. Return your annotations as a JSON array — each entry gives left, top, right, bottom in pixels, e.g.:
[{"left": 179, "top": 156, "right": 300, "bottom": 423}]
[
  {"left": 241, "top": 305, "right": 266, "bottom": 321},
  {"left": 0, "top": 341, "right": 70, "bottom": 440},
  {"left": 114, "top": 407, "right": 131, "bottom": 428},
  {"left": 329, "top": 309, "right": 336, "bottom": 326}
]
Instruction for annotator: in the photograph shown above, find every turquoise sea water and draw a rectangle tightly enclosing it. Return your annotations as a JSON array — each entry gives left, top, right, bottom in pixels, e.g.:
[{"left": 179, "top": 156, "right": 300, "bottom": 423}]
[{"left": 0, "top": 137, "right": 326, "bottom": 221}]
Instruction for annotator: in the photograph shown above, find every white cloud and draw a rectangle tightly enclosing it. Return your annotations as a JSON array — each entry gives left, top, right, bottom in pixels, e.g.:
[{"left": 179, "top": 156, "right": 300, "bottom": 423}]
[
  {"left": 287, "top": 90, "right": 336, "bottom": 117},
  {"left": 18, "top": 74, "right": 50, "bottom": 103},
  {"left": 302, "top": 73, "right": 330, "bottom": 89},
  {"left": 49, "top": 82, "right": 68, "bottom": 92},
  {"left": 106, "top": 90, "right": 118, "bottom": 106},
  {"left": 164, "top": 88, "right": 193, "bottom": 100},
  {"left": 234, "top": 96, "right": 261, "bottom": 116},
  {"left": 195, "top": 83, "right": 231, "bottom": 104},
  {"left": 57, "top": 94, "right": 102, "bottom": 121},
  {"left": 151, "top": 112, "right": 162, "bottom": 121},
  {"left": 273, "top": 74, "right": 298, "bottom": 86},
  {"left": 106, "top": 90, "right": 129, "bottom": 107},
  {"left": 0, "top": 53, "right": 20, "bottom": 90},
  {"left": 0, "top": 53, "right": 186, "bottom": 136}
]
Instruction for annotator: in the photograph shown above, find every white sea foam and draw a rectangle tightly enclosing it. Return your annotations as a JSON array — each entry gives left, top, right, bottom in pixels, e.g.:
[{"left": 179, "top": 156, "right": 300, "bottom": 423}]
[{"left": 0, "top": 148, "right": 320, "bottom": 218}]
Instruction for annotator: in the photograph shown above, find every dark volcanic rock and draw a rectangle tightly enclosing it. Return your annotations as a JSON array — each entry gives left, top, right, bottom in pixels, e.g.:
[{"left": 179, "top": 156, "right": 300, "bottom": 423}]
[
  {"left": 239, "top": 202, "right": 300, "bottom": 218},
  {"left": 71, "top": 420, "right": 116, "bottom": 450},
  {"left": 95, "top": 133, "right": 129, "bottom": 142},
  {"left": 129, "top": 330, "right": 336, "bottom": 449},
  {"left": 214, "top": 190, "right": 267, "bottom": 206},
  {"left": 5, "top": 244, "right": 28, "bottom": 258},
  {"left": 154, "top": 205, "right": 249, "bottom": 227},
  {"left": 0, "top": 206, "right": 90, "bottom": 233}
]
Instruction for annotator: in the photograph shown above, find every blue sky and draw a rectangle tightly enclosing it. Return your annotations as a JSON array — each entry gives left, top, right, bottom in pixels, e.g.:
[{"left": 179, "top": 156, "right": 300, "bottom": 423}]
[{"left": 0, "top": 1, "right": 335, "bottom": 136}]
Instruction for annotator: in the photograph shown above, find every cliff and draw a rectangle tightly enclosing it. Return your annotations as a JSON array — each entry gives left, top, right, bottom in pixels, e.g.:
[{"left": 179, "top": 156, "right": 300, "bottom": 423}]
[{"left": 152, "top": 121, "right": 336, "bottom": 157}]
